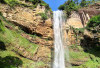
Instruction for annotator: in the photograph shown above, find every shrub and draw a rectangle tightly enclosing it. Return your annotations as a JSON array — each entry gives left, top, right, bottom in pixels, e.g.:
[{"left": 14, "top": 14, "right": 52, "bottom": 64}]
[
  {"left": 87, "top": 15, "right": 100, "bottom": 27},
  {"left": 25, "top": 0, "right": 51, "bottom": 11},
  {"left": 58, "top": 4, "right": 65, "bottom": 10},
  {"left": 86, "top": 15, "right": 100, "bottom": 33},
  {"left": 39, "top": 13, "right": 48, "bottom": 20},
  {"left": 5, "top": 0, "right": 19, "bottom": 7},
  {"left": 0, "top": 12, "right": 5, "bottom": 32},
  {"left": 0, "top": 56, "right": 23, "bottom": 68},
  {"left": 0, "top": 0, "right": 19, "bottom": 7},
  {"left": 0, "top": 20, "right": 5, "bottom": 32},
  {"left": 58, "top": 0, "right": 79, "bottom": 17}
]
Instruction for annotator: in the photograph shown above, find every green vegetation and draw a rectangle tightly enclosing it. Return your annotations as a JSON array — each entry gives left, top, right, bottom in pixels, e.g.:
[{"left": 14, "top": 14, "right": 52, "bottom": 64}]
[
  {"left": 58, "top": 0, "right": 98, "bottom": 16},
  {"left": 69, "top": 45, "right": 100, "bottom": 68},
  {"left": 26, "top": 0, "right": 51, "bottom": 11},
  {"left": 0, "top": 0, "right": 52, "bottom": 11},
  {"left": 58, "top": 4, "right": 65, "bottom": 10},
  {"left": 86, "top": 15, "right": 100, "bottom": 33},
  {"left": 0, "top": 12, "right": 38, "bottom": 54},
  {"left": 0, "top": 0, "right": 19, "bottom": 7},
  {"left": 0, "top": 13, "right": 49, "bottom": 68},
  {"left": 69, "top": 15, "right": 100, "bottom": 68},
  {"left": 0, "top": 55, "right": 23, "bottom": 68},
  {"left": 80, "top": 0, "right": 97, "bottom": 7},
  {"left": 80, "top": 0, "right": 87, "bottom": 7},
  {"left": 39, "top": 13, "right": 48, "bottom": 21},
  {"left": 58, "top": 0, "right": 79, "bottom": 16},
  {"left": 0, "top": 20, "right": 5, "bottom": 32},
  {"left": 0, "top": 0, "right": 50, "bottom": 68},
  {"left": 0, "top": 51, "right": 46, "bottom": 68},
  {"left": 0, "top": 0, "right": 32, "bottom": 7}
]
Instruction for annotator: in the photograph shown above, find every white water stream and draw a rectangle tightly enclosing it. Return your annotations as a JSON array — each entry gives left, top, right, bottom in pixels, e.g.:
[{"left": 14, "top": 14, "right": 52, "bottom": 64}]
[{"left": 53, "top": 10, "right": 66, "bottom": 68}]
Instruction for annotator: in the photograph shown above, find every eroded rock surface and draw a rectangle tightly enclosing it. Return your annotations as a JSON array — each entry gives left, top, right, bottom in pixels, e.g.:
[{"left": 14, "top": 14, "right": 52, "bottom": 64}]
[
  {"left": 0, "top": 4, "right": 53, "bottom": 39},
  {"left": 0, "top": 3, "right": 53, "bottom": 67},
  {"left": 65, "top": 3, "right": 100, "bottom": 66},
  {"left": 65, "top": 3, "right": 100, "bottom": 46},
  {"left": 78, "top": 3, "right": 100, "bottom": 26}
]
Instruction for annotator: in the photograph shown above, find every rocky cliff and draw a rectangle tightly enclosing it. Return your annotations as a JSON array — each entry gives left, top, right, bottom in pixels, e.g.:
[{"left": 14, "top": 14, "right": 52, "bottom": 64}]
[
  {"left": 78, "top": 3, "right": 100, "bottom": 27},
  {"left": 0, "top": 0, "right": 100, "bottom": 68},
  {"left": 0, "top": 0, "right": 53, "bottom": 68},
  {"left": 65, "top": 3, "right": 100, "bottom": 46},
  {"left": 65, "top": 3, "right": 100, "bottom": 68},
  {"left": 0, "top": 4, "right": 53, "bottom": 39}
]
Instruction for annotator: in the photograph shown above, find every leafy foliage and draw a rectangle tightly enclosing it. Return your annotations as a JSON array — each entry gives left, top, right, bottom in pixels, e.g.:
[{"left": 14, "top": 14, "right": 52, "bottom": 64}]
[
  {"left": 0, "top": 0, "right": 19, "bottom": 7},
  {"left": 0, "top": 20, "right": 5, "bottom": 32},
  {"left": 0, "top": 56, "right": 23, "bottom": 68},
  {"left": 86, "top": 15, "right": 100, "bottom": 33},
  {"left": 58, "top": 0, "right": 98, "bottom": 16},
  {"left": 0, "top": 11, "right": 47, "bottom": 68},
  {"left": 58, "top": 0, "right": 79, "bottom": 16},
  {"left": 0, "top": 0, "right": 51, "bottom": 11},
  {"left": 80, "top": 0, "right": 96, "bottom": 7},
  {"left": 0, "top": 13, "right": 38, "bottom": 54},
  {"left": 25, "top": 0, "right": 51, "bottom": 10},
  {"left": 87, "top": 15, "right": 100, "bottom": 28},
  {"left": 39, "top": 13, "right": 48, "bottom": 20},
  {"left": 0, "top": 13, "right": 5, "bottom": 32},
  {"left": 80, "top": 0, "right": 87, "bottom": 7},
  {"left": 69, "top": 45, "right": 100, "bottom": 68},
  {"left": 65, "top": 0, "right": 79, "bottom": 16},
  {"left": 58, "top": 4, "right": 65, "bottom": 10}
]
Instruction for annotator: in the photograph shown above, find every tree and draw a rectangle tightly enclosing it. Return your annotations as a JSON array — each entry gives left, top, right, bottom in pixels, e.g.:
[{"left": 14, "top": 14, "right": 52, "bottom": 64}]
[
  {"left": 65, "top": 0, "right": 78, "bottom": 16},
  {"left": 80, "top": 0, "right": 96, "bottom": 7},
  {"left": 58, "top": 4, "right": 65, "bottom": 10},
  {"left": 86, "top": 15, "right": 100, "bottom": 33},
  {"left": 74, "top": 0, "right": 79, "bottom": 5},
  {"left": 80, "top": 0, "right": 87, "bottom": 7},
  {"left": 58, "top": 0, "right": 79, "bottom": 16},
  {"left": 39, "top": 13, "right": 48, "bottom": 24}
]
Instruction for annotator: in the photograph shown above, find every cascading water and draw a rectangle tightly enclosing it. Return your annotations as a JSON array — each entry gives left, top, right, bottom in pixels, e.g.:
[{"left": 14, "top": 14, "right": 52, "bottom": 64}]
[{"left": 53, "top": 10, "right": 66, "bottom": 68}]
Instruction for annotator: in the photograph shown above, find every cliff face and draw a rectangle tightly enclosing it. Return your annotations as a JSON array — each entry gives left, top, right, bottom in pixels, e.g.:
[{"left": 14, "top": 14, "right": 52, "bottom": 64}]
[
  {"left": 78, "top": 3, "right": 100, "bottom": 27},
  {"left": 66, "top": 11, "right": 84, "bottom": 28},
  {"left": 0, "top": 4, "right": 53, "bottom": 39},
  {"left": 66, "top": 3, "right": 100, "bottom": 29},
  {"left": 65, "top": 3, "right": 100, "bottom": 46},
  {"left": 65, "top": 3, "right": 100, "bottom": 67},
  {"left": 0, "top": 1, "right": 53, "bottom": 68}
]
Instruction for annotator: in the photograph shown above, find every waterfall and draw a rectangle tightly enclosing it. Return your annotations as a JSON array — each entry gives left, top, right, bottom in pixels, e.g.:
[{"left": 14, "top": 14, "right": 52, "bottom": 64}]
[{"left": 53, "top": 10, "right": 66, "bottom": 68}]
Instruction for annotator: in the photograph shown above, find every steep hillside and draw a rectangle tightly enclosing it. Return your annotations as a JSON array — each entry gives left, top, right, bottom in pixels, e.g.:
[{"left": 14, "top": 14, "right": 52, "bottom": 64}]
[
  {"left": 64, "top": 2, "right": 100, "bottom": 68},
  {"left": 0, "top": 0, "right": 53, "bottom": 68}
]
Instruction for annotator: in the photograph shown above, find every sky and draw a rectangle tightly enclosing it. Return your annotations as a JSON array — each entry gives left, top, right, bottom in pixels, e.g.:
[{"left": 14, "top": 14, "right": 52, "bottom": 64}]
[{"left": 43, "top": 0, "right": 67, "bottom": 11}]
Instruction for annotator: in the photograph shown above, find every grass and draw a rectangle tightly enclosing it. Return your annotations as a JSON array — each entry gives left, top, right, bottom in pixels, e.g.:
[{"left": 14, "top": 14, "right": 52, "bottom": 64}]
[
  {"left": 0, "top": 29, "right": 46, "bottom": 68},
  {"left": 69, "top": 45, "right": 100, "bottom": 68},
  {"left": 70, "top": 51, "right": 89, "bottom": 61},
  {"left": 0, "top": 13, "right": 48, "bottom": 68},
  {"left": 0, "top": 12, "right": 39, "bottom": 54},
  {"left": 0, "top": 50, "right": 46, "bottom": 68},
  {"left": 0, "top": 12, "right": 47, "bottom": 68},
  {"left": 3, "top": 0, "right": 19, "bottom": 7},
  {"left": 0, "top": 27, "right": 38, "bottom": 54}
]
